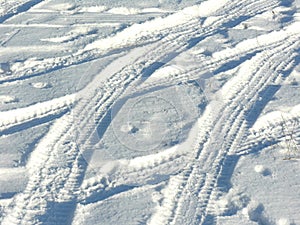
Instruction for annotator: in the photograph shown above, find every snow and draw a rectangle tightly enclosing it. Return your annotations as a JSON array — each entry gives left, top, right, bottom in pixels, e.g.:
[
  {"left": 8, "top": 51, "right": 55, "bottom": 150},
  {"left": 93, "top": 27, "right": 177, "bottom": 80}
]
[
  {"left": 0, "top": 0, "right": 300, "bottom": 224},
  {"left": 0, "top": 95, "right": 17, "bottom": 104}
]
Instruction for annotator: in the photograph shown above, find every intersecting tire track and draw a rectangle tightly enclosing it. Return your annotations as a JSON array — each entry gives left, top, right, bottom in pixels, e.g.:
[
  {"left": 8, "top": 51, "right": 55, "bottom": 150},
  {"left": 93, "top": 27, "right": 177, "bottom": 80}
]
[
  {"left": 147, "top": 36, "right": 300, "bottom": 225},
  {"left": 79, "top": 25, "right": 294, "bottom": 202},
  {"left": 0, "top": 0, "right": 291, "bottom": 224},
  {"left": 0, "top": 0, "right": 278, "bottom": 134},
  {"left": 75, "top": 0, "right": 288, "bottom": 203},
  {"left": 2, "top": 1, "right": 254, "bottom": 223},
  {"left": 0, "top": 0, "right": 276, "bottom": 86}
]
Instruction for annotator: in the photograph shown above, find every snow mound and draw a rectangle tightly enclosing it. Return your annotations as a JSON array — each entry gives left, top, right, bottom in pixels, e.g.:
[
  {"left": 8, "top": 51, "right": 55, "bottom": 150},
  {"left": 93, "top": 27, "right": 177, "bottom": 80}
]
[
  {"left": 48, "top": 3, "right": 76, "bottom": 11},
  {"left": 277, "top": 218, "right": 292, "bottom": 225},
  {"left": 41, "top": 27, "right": 97, "bottom": 43},
  {"left": 107, "top": 7, "right": 168, "bottom": 15},
  {"left": 246, "top": 202, "right": 274, "bottom": 225},
  {"left": 79, "top": 6, "right": 107, "bottom": 13},
  {"left": 251, "top": 104, "right": 300, "bottom": 132},
  {"left": 254, "top": 165, "right": 271, "bottom": 176},
  {"left": 30, "top": 82, "right": 51, "bottom": 89},
  {"left": 0, "top": 95, "right": 17, "bottom": 104},
  {"left": 85, "top": 0, "right": 230, "bottom": 50},
  {"left": 107, "top": 7, "right": 141, "bottom": 15}
]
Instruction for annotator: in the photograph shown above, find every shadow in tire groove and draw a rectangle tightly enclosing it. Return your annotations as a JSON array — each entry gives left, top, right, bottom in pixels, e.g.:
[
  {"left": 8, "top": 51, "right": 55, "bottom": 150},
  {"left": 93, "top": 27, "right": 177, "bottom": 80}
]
[
  {"left": 38, "top": 200, "right": 77, "bottom": 225},
  {"left": 216, "top": 154, "right": 240, "bottom": 193},
  {"left": 246, "top": 84, "right": 281, "bottom": 128}
]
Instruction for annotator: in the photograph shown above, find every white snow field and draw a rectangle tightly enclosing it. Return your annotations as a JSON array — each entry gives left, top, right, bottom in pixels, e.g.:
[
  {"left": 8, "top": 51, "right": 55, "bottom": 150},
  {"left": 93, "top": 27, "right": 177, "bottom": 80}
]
[{"left": 0, "top": 0, "right": 300, "bottom": 224}]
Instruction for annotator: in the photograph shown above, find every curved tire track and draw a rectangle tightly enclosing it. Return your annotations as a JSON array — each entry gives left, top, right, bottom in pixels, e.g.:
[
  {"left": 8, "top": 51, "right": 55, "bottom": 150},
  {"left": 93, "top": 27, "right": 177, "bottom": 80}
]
[
  {"left": 2, "top": 0, "right": 257, "bottom": 224},
  {"left": 148, "top": 34, "right": 300, "bottom": 225},
  {"left": 0, "top": 0, "right": 290, "bottom": 224},
  {"left": 79, "top": 19, "right": 298, "bottom": 201}
]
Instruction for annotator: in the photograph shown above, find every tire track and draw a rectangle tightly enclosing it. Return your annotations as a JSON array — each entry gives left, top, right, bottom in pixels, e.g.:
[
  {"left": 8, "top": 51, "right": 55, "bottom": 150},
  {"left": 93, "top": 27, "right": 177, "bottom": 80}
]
[
  {"left": 0, "top": 0, "right": 45, "bottom": 23},
  {"left": 79, "top": 18, "right": 298, "bottom": 200},
  {"left": 0, "top": 14, "right": 287, "bottom": 137},
  {"left": 185, "top": 40, "right": 298, "bottom": 223},
  {"left": 0, "top": 5, "right": 196, "bottom": 133},
  {"left": 74, "top": 0, "right": 275, "bottom": 152},
  {"left": 147, "top": 34, "right": 300, "bottom": 225},
  {"left": 0, "top": 0, "right": 276, "bottom": 86},
  {"left": 77, "top": 8, "right": 296, "bottom": 203},
  {"left": 0, "top": 0, "right": 284, "bottom": 224},
  {"left": 137, "top": 20, "right": 298, "bottom": 94},
  {"left": 80, "top": 0, "right": 282, "bottom": 156},
  {"left": 1, "top": 0, "right": 249, "bottom": 223}
]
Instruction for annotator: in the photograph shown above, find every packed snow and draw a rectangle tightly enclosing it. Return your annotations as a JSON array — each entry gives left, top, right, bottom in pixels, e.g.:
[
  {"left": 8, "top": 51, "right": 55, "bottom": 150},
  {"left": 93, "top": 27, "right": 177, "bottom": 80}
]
[{"left": 0, "top": 0, "right": 299, "bottom": 224}]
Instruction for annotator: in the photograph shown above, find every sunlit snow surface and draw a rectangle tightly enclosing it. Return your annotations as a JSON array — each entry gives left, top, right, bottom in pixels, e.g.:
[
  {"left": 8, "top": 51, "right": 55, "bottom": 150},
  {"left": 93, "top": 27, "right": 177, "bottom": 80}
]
[{"left": 0, "top": 0, "right": 300, "bottom": 224}]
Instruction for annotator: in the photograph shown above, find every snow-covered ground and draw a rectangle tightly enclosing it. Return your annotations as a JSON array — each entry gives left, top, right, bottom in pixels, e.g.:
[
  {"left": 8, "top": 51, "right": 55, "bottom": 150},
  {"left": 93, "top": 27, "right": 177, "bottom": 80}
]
[{"left": 0, "top": 0, "right": 300, "bottom": 224}]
